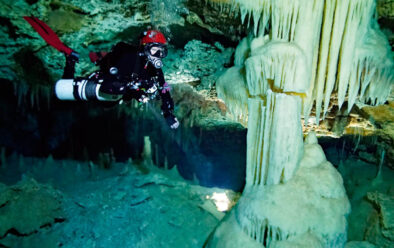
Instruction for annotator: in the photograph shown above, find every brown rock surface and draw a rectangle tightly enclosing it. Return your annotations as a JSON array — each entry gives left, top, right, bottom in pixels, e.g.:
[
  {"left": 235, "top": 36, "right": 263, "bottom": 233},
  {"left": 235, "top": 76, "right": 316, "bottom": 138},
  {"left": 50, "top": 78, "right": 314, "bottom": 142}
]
[{"left": 361, "top": 101, "right": 394, "bottom": 169}]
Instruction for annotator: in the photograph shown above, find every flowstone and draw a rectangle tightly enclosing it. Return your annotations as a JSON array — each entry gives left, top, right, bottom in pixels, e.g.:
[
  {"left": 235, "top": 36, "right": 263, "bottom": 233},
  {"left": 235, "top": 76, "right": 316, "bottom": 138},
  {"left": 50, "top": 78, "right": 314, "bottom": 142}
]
[{"left": 216, "top": 66, "right": 249, "bottom": 124}]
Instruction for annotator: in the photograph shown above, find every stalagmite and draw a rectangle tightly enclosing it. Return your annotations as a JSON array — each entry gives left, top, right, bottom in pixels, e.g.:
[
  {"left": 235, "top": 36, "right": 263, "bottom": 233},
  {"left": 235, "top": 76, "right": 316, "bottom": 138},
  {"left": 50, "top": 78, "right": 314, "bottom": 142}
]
[
  {"left": 206, "top": 132, "right": 351, "bottom": 248},
  {"left": 244, "top": 42, "right": 306, "bottom": 186}
]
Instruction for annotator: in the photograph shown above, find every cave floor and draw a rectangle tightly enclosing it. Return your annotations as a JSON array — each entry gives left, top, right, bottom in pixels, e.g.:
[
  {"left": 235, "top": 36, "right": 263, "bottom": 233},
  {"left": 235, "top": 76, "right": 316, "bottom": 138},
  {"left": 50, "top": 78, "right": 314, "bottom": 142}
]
[
  {"left": 0, "top": 149, "right": 393, "bottom": 247},
  {"left": 0, "top": 157, "right": 234, "bottom": 248}
]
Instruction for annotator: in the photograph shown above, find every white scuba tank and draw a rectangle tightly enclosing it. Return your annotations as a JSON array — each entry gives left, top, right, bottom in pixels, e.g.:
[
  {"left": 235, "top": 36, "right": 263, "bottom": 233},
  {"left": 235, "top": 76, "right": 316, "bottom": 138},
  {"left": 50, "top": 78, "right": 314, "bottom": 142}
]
[{"left": 55, "top": 78, "right": 122, "bottom": 101}]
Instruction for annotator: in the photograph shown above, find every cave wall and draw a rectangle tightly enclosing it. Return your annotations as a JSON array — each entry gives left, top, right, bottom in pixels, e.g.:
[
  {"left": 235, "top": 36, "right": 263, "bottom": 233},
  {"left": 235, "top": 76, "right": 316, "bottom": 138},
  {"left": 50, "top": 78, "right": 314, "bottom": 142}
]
[{"left": 0, "top": 0, "right": 243, "bottom": 93}]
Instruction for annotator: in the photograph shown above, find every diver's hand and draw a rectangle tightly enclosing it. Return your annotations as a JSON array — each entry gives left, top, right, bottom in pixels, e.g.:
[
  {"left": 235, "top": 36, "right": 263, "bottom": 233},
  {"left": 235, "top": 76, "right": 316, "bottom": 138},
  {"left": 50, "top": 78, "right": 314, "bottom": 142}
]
[
  {"left": 170, "top": 118, "right": 179, "bottom": 129},
  {"left": 165, "top": 114, "right": 179, "bottom": 129}
]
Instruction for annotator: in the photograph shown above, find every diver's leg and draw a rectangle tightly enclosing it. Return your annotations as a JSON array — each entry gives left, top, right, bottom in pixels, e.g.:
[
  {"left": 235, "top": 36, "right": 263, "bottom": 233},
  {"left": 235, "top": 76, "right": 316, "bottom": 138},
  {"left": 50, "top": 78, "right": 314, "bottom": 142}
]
[{"left": 62, "top": 52, "right": 79, "bottom": 79}]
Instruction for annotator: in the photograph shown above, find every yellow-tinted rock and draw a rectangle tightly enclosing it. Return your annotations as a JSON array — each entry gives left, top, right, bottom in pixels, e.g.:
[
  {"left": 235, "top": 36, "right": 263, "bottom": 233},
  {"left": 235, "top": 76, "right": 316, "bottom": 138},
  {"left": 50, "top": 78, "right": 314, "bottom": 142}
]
[{"left": 361, "top": 101, "right": 394, "bottom": 169}]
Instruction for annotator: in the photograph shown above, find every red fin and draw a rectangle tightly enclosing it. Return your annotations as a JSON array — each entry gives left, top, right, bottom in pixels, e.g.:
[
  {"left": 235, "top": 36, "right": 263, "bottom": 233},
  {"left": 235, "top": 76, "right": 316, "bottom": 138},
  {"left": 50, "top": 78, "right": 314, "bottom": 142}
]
[{"left": 24, "top": 16, "right": 73, "bottom": 55}]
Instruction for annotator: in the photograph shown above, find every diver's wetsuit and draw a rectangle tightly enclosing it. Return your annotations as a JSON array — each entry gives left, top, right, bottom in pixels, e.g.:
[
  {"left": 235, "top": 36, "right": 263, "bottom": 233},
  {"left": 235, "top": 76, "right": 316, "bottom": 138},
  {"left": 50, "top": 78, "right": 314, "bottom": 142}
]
[{"left": 63, "top": 42, "right": 174, "bottom": 118}]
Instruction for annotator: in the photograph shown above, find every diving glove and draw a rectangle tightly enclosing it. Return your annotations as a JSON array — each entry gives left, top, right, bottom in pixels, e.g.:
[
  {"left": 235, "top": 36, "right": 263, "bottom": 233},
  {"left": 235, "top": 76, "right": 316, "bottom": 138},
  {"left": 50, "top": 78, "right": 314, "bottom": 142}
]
[{"left": 165, "top": 114, "right": 179, "bottom": 129}]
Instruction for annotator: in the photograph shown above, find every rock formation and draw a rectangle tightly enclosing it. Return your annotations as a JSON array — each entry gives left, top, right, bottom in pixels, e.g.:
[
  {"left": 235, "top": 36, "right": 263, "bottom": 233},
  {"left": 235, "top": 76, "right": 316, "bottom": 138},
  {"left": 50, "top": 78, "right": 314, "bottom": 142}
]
[{"left": 208, "top": 0, "right": 392, "bottom": 247}]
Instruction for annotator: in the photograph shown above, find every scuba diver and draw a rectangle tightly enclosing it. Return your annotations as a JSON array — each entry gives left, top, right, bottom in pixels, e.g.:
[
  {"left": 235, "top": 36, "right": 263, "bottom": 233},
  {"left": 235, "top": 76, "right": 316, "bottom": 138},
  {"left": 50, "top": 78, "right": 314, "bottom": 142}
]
[{"left": 24, "top": 16, "right": 179, "bottom": 129}]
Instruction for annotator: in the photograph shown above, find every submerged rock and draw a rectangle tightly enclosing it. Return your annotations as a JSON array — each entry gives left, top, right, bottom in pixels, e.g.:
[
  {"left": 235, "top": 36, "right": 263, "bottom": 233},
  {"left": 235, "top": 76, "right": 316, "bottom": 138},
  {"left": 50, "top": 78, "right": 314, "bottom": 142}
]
[
  {"left": 365, "top": 192, "right": 394, "bottom": 247},
  {"left": 0, "top": 177, "right": 64, "bottom": 237}
]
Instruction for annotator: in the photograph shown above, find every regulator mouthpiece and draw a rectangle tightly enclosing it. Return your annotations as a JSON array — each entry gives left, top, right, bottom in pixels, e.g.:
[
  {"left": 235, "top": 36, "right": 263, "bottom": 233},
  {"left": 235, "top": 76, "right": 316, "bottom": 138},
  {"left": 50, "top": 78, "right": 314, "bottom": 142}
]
[{"left": 148, "top": 55, "right": 163, "bottom": 69}]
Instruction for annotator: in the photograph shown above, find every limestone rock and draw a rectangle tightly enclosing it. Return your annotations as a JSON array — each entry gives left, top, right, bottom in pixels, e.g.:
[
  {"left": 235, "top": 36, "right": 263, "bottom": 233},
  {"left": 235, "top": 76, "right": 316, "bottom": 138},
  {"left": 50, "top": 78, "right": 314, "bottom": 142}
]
[
  {"left": 165, "top": 40, "right": 233, "bottom": 88},
  {"left": 377, "top": 0, "right": 394, "bottom": 19},
  {"left": 186, "top": 0, "right": 244, "bottom": 41},
  {"left": 361, "top": 101, "right": 394, "bottom": 169},
  {"left": 365, "top": 192, "right": 394, "bottom": 246},
  {"left": 345, "top": 241, "right": 376, "bottom": 248},
  {"left": 0, "top": 177, "right": 64, "bottom": 237},
  {"left": 377, "top": 0, "right": 394, "bottom": 49}
]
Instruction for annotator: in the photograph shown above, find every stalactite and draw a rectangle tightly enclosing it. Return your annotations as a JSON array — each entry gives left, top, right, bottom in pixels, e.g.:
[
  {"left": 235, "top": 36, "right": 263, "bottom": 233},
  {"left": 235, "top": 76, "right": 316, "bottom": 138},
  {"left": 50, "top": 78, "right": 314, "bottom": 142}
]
[
  {"left": 357, "top": 22, "right": 393, "bottom": 106},
  {"left": 271, "top": 0, "right": 299, "bottom": 41},
  {"left": 311, "top": 0, "right": 347, "bottom": 122},
  {"left": 336, "top": 0, "right": 375, "bottom": 110},
  {"left": 215, "top": 0, "right": 393, "bottom": 123}
]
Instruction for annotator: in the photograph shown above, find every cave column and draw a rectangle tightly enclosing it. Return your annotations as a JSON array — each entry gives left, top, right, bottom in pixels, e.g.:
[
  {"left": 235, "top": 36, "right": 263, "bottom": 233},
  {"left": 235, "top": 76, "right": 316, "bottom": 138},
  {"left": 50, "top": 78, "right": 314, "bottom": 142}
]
[{"left": 244, "top": 43, "right": 308, "bottom": 187}]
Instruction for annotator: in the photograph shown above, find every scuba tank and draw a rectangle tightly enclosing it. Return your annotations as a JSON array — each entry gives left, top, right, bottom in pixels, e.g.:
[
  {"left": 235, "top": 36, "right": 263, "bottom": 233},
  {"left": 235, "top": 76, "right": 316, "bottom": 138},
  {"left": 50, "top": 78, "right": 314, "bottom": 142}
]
[{"left": 55, "top": 72, "right": 122, "bottom": 102}]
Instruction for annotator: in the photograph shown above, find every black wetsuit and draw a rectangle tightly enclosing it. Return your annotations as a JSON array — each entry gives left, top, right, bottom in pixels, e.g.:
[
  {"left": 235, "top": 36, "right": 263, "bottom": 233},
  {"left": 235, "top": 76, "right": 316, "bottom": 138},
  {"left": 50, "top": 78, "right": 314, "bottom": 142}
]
[{"left": 63, "top": 42, "right": 174, "bottom": 117}]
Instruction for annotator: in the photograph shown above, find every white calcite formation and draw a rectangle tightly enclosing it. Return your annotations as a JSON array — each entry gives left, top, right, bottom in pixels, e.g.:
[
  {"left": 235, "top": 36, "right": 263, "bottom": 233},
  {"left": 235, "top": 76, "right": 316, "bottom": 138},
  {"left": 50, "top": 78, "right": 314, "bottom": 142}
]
[
  {"left": 206, "top": 133, "right": 351, "bottom": 248},
  {"left": 245, "top": 91, "right": 303, "bottom": 186},
  {"left": 215, "top": 0, "right": 393, "bottom": 124},
  {"left": 207, "top": 0, "right": 391, "bottom": 247},
  {"left": 216, "top": 66, "right": 249, "bottom": 123}
]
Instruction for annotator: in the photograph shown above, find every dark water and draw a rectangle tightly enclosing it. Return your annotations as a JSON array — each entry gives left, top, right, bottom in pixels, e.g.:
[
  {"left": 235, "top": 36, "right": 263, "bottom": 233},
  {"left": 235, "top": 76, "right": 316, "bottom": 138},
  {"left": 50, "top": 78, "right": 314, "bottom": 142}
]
[
  {"left": 0, "top": 79, "right": 246, "bottom": 191},
  {"left": 0, "top": 78, "right": 390, "bottom": 193}
]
